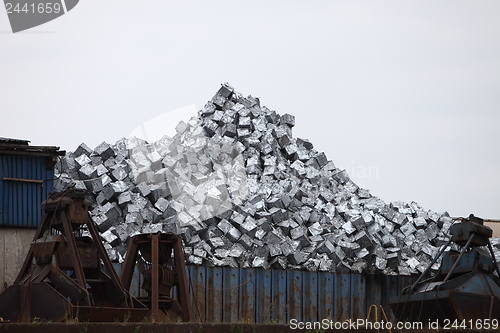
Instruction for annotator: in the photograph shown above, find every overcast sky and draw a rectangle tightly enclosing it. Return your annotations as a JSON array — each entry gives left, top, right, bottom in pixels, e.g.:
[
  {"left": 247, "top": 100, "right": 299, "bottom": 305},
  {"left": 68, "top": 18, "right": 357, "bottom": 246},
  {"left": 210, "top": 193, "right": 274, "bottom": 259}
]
[{"left": 1, "top": 1, "right": 499, "bottom": 219}]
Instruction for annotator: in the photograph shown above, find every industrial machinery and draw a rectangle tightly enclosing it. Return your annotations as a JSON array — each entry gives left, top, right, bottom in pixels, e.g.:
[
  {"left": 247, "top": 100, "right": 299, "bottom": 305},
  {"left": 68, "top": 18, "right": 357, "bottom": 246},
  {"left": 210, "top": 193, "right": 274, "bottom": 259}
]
[
  {"left": 391, "top": 214, "right": 500, "bottom": 322},
  {"left": 120, "top": 232, "right": 193, "bottom": 322},
  {"left": 0, "top": 189, "right": 148, "bottom": 322}
]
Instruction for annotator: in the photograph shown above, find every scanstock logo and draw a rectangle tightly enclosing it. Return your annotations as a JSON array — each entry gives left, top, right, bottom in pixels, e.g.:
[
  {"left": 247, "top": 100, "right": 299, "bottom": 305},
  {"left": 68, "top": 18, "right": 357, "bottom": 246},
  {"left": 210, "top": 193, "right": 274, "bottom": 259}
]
[{"left": 4, "top": 0, "right": 79, "bottom": 33}]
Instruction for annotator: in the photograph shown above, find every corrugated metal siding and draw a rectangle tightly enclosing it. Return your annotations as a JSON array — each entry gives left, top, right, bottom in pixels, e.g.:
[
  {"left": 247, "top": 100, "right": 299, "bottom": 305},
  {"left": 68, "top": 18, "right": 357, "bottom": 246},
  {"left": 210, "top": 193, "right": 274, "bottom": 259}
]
[
  {"left": 119, "top": 264, "right": 417, "bottom": 323},
  {"left": 0, "top": 155, "right": 55, "bottom": 226},
  {"left": 186, "top": 267, "right": 417, "bottom": 323}
]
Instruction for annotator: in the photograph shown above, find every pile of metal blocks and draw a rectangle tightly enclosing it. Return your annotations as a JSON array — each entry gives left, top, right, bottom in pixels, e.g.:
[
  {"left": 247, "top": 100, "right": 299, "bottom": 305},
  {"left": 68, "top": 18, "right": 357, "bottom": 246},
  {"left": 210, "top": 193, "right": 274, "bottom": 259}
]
[{"left": 55, "top": 83, "right": 468, "bottom": 275}]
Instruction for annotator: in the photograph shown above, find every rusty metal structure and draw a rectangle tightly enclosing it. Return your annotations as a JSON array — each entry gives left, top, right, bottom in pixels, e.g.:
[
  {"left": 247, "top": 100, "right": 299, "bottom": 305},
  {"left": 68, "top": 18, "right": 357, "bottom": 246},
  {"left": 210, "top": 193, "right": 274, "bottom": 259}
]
[
  {"left": 0, "top": 189, "right": 148, "bottom": 322},
  {"left": 391, "top": 214, "right": 500, "bottom": 322},
  {"left": 120, "top": 232, "right": 192, "bottom": 322}
]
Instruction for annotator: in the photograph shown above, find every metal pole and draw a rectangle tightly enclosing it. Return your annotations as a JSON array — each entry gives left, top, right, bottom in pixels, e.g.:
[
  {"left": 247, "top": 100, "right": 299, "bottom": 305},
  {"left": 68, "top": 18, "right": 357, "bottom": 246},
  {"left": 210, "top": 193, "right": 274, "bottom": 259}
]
[
  {"left": 442, "top": 233, "right": 475, "bottom": 284},
  {"left": 409, "top": 238, "right": 452, "bottom": 293},
  {"left": 151, "top": 233, "right": 160, "bottom": 322}
]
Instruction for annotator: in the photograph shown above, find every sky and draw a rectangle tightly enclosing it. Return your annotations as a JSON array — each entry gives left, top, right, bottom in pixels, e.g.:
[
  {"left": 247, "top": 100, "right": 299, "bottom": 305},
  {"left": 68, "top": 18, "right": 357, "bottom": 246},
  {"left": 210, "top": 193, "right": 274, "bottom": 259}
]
[{"left": 1, "top": 1, "right": 499, "bottom": 219}]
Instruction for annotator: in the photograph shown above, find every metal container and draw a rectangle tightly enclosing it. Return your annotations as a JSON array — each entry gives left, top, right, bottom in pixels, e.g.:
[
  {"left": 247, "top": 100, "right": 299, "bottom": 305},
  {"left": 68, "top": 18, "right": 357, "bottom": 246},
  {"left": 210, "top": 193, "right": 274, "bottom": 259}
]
[{"left": 119, "top": 264, "right": 417, "bottom": 323}]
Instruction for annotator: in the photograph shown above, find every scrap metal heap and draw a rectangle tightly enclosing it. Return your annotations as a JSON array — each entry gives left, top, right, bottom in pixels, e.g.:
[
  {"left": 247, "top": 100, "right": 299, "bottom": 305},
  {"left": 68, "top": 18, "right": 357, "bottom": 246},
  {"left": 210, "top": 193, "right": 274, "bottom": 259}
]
[
  {"left": 54, "top": 83, "right": 500, "bottom": 275},
  {"left": 0, "top": 189, "right": 148, "bottom": 322},
  {"left": 391, "top": 214, "right": 500, "bottom": 322}
]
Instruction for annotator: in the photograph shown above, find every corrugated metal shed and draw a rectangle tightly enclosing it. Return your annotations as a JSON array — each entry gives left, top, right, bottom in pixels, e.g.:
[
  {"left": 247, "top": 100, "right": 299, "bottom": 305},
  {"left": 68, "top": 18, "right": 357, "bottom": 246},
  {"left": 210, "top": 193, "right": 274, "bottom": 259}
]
[{"left": 0, "top": 138, "right": 65, "bottom": 227}]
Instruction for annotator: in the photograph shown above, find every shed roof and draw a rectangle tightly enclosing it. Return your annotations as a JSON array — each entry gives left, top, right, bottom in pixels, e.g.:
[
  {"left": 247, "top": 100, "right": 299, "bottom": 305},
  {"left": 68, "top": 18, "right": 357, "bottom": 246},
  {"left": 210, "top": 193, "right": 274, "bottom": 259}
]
[
  {"left": 0, "top": 137, "right": 30, "bottom": 145},
  {"left": 0, "top": 137, "right": 65, "bottom": 157}
]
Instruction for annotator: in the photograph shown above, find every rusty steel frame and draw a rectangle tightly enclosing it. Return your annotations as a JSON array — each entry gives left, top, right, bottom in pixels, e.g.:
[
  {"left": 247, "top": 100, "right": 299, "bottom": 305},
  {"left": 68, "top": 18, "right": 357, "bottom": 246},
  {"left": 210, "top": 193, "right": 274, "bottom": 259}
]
[
  {"left": 0, "top": 189, "right": 147, "bottom": 322},
  {"left": 120, "top": 232, "right": 193, "bottom": 322}
]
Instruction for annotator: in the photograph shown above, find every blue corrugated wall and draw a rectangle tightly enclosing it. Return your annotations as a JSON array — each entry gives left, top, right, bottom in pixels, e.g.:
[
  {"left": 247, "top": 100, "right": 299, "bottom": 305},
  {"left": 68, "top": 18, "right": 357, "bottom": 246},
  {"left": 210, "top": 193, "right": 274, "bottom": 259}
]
[
  {"left": 0, "top": 155, "right": 55, "bottom": 226},
  {"left": 117, "top": 264, "right": 417, "bottom": 323},
  {"left": 185, "top": 266, "right": 416, "bottom": 323}
]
